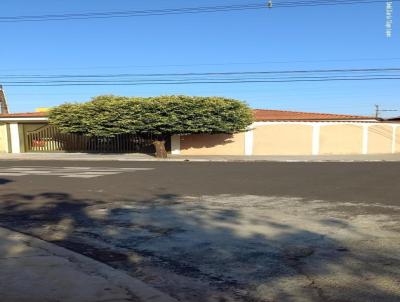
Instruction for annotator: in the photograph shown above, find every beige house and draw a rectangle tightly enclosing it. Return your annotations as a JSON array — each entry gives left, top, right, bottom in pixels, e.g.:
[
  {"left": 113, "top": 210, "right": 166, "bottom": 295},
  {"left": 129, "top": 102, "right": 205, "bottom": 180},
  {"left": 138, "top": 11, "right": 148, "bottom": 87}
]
[{"left": 1, "top": 109, "right": 399, "bottom": 156}]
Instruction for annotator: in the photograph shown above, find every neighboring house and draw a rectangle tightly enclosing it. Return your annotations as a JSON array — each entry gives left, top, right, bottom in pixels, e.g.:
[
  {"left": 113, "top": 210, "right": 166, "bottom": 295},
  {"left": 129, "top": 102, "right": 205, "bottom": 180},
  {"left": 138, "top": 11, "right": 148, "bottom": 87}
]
[
  {"left": 0, "top": 112, "right": 49, "bottom": 153},
  {"left": 0, "top": 109, "right": 399, "bottom": 155}
]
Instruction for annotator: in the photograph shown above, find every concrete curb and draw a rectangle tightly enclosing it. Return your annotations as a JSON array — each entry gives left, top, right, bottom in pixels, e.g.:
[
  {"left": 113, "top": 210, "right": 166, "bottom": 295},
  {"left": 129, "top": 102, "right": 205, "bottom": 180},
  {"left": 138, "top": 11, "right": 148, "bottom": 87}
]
[
  {"left": 1, "top": 152, "right": 400, "bottom": 162},
  {"left": 0, "top": 226, "right": 178, "bottom": 302},
  {"left": 1, "top": 154, "right": 400, "bottom": 162}
]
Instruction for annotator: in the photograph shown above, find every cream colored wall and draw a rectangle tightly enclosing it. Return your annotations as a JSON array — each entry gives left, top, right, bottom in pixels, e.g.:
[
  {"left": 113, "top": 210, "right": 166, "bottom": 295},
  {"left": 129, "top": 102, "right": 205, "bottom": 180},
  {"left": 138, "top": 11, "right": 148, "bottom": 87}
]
[
  {"left": 395, "top": 126, "right": 400, "bottom": 153},
  {"left": 1, "top": 120, "right": 399, "bottom": 156},
  {"left": 180, "top": 133, "right": 245, "bottom": 155},
  {"left": 252, "top": 124, "right": 313, "bottom": 155},
  {"left": 368, "top": 125, "right": 393, "bottom": 154},
  {"left": 18, "top": 124, "right": 26, "bottom": 152},
  {"left": 319, "top": 124, "right": 363, "bottom": 155},
  {"left": 0, "top": 123, "right": 10, "bottom": 153},
  {"left": 179, "top": 123, "right": 399, "bottom": 156}
]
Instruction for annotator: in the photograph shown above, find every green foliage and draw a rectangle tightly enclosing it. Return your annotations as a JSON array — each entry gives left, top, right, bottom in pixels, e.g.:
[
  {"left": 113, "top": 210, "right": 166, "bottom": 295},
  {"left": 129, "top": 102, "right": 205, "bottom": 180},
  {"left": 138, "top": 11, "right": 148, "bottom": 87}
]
[{"left": 49, "top": 95, "right": 254, "bottom": 137}]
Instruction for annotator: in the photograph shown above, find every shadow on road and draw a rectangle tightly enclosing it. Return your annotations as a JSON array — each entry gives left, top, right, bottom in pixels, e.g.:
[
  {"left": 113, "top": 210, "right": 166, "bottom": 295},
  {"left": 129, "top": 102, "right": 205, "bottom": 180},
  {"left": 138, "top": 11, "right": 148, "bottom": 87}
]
[
  {"left": 0, "top": 192, "right": 398, "bottom": 302},
  {"left": 0, "top": 178, "right": 12, "bottom": 186}
]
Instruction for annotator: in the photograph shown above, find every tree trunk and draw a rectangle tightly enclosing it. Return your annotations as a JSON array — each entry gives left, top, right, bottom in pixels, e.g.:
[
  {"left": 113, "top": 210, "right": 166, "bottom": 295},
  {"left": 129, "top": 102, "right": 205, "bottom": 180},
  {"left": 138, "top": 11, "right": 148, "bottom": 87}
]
[{"left": 153, "top": 139, "right": 168, "bottom": 158}]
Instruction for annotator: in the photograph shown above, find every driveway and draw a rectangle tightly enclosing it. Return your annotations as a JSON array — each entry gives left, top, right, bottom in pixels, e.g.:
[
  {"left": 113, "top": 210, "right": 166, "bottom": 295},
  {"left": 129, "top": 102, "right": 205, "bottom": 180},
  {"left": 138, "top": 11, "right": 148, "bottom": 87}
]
[{"left": 0, "top": 161, "right": 399, "bottom": 301}]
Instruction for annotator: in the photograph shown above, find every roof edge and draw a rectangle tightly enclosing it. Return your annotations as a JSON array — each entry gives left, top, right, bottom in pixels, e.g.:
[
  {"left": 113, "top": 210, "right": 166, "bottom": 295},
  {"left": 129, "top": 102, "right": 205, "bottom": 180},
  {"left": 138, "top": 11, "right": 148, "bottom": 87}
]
[{"left": 0, "top": 109, "right": 376, "bottom": 121}]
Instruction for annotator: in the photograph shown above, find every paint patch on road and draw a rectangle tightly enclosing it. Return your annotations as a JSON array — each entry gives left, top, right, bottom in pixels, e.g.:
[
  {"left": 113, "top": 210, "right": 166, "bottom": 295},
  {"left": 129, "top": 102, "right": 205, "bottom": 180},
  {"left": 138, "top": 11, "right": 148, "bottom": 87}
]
[{"left": 0, "top": 166, "right": 154, "bottom": 179}]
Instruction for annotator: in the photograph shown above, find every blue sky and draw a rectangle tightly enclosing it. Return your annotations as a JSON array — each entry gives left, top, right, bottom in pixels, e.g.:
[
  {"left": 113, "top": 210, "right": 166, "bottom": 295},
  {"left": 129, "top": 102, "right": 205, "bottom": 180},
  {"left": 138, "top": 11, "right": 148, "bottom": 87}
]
[{"left": 1, "top": 0, "right": 399, "bottom": 116}]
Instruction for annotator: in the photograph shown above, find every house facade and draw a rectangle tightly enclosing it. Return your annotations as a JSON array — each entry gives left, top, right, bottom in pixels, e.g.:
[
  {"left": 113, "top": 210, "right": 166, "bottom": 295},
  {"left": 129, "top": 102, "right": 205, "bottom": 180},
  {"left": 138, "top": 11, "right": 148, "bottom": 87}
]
[
  {"left": 173, "top": 110, "right": 400, "bottom": 156},
  {"left": 1, "top": 109, "right": 399, "bottom": 156}
]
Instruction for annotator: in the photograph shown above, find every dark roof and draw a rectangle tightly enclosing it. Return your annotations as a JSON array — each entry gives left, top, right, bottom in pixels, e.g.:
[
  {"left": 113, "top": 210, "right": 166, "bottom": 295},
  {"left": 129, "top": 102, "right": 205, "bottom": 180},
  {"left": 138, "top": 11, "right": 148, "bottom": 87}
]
[{"left": 385, "top": 116, "right": 400, "bottom": 121}]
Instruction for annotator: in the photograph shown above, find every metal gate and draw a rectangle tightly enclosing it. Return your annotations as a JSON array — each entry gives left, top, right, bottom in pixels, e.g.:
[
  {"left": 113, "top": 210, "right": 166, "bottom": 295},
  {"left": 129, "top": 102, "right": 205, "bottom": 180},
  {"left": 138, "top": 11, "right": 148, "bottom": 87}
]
[{"left": 26, "top": 125, "right": 157, "bottom": 153}]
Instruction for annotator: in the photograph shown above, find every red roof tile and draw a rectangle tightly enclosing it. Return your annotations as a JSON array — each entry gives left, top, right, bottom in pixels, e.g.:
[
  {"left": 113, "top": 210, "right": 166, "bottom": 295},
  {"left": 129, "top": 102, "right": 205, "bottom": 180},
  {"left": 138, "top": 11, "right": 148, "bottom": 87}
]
[
  {"left": 253, "top": 109, "right": 374, "bottom": 121},
  {"left": 0, "top": 109, "right": 374, "bottom": 121},
  {"left": 0, "top": 112, "right": 48, "bottom": 118}
]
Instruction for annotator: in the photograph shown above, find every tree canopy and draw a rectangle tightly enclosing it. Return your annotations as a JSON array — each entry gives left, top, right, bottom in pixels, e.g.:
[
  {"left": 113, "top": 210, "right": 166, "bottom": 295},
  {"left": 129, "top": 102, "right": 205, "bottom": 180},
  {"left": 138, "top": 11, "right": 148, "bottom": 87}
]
[{"left": 49, "top": 95, "right": 254, "bottom": 138}]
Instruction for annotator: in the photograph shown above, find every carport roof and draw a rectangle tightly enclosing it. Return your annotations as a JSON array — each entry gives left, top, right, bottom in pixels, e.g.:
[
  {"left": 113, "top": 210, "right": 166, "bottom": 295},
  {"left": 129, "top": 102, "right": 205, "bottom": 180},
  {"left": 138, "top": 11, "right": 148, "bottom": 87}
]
[
  {"left": 0, "top": 112, "right": 48, "bottom": 118},
  {"left": 0, "top": 109, "right": 375, "bottom": 121}
]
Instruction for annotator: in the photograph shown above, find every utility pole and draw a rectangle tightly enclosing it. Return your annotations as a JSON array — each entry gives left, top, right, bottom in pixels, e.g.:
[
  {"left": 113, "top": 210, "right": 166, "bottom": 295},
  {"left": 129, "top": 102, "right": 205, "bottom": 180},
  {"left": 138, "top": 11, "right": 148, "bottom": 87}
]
[
  {"left": 375, "top": 104, "right": 398, "bottom": 119},
  {"left": 0, "top": 85, "right": 9, "bottom": 114},
  {"left": 375, "top": 104, "right": 380, "bottom": 119}
]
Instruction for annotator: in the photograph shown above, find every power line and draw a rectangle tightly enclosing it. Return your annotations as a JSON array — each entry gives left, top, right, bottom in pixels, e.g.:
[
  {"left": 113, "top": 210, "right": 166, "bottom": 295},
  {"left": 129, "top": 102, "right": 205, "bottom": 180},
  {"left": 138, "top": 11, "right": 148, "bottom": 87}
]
[
  {"left": 0, "top": 3, "right": 263, "bottom": 22},
  {"left": 375, "top": 104, "right": 400, "bottom": 118},
  {"left": 272, "top": 0, "right": 399, "bottom": 8},
  {"left": 2, "top": 67, "right": 400, "bottom": 86},
  {"left": 2, "top": 77, "right": 400, "bottom": 87},
  {"left": 0, "top": 0, "right": 397, "bottom": 23},
  {"left": 2, "top": 67, "right": 400, "bottom": 78},
  {"left": 2, "top": 73, "right": 400, "bottom": 82},
  {"left": 2, "top": 57, "right": 400, "bottom": 72},
  {"left": 0, "top": 3, "right": 263, "bottom": 23}
]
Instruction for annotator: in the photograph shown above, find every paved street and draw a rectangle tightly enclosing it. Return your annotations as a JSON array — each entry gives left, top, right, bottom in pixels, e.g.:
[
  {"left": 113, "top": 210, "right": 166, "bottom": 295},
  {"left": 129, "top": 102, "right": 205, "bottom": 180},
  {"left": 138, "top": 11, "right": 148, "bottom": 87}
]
[{"left": 0, "top": 160, "right": 400, "bottom": 302}]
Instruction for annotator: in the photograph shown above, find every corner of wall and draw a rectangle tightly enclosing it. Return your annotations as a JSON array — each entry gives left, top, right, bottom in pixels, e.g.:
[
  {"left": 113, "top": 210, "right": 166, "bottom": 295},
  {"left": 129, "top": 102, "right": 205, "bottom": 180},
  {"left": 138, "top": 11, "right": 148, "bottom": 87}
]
[
  {"left": 171, "top": 135, "right": 181, "bottom": 155},
  {"left": 18, "top": 124, "right": 26, "bottom": 153}
]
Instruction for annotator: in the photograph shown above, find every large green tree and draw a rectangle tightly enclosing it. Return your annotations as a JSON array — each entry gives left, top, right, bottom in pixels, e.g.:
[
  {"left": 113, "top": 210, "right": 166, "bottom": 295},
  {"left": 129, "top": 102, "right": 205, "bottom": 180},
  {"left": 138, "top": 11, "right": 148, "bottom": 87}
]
[{"left": 49, "top": 95, "right": 253, "bottom": 157}]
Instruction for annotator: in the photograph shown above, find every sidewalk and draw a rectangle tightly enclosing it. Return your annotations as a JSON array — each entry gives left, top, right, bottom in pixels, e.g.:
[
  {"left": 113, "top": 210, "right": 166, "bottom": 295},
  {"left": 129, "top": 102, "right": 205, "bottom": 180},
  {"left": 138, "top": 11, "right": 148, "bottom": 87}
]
[
  {"left": 0, "top": 227, "right": 177, "bottom": 302},
  {"left": 1, "top": 152, "right": 400, "bottom": 162}
]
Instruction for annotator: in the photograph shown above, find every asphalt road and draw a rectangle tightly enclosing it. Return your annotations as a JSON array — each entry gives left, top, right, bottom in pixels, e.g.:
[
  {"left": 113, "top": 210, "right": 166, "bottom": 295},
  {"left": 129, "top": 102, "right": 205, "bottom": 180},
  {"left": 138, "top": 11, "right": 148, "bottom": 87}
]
[
  {"left": 0, "top": 160, "right": 399, "bottom": 206},
  {"left": 0, "top": 160, "right": 399, "bottom": 302}
]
